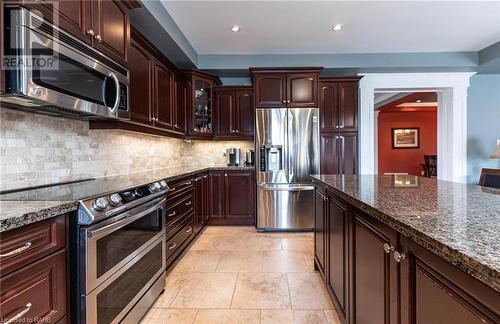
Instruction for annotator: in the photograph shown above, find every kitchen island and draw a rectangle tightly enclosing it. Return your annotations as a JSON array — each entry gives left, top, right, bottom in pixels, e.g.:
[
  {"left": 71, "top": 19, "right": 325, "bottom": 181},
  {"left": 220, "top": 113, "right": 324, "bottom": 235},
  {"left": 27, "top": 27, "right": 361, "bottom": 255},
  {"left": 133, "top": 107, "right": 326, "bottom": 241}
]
[{"left": 311, "top": 174, "right": 500, "bottom": 324}]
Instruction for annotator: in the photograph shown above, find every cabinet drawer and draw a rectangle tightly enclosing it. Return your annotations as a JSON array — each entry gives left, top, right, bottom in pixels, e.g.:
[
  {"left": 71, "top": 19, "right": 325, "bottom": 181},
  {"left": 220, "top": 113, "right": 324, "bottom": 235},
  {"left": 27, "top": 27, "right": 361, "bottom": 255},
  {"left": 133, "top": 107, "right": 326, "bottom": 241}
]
[
  {"left": 166, "top": 218, "right": 194, "bottom": 262},
  {"left": 0, "top": 249, "right": 66, "bottom": 324},
  {"left": 0, "top": 215, "right": 66, "bottom": 276},
  {"left": 167, "top": 177, "right": 194, "bottom": 199},
  {"left": 166, "top": 191, "right": 193, "bottom": 224},
  {"left": 167, "top": 211, "right": 193, "bottom": 239}
]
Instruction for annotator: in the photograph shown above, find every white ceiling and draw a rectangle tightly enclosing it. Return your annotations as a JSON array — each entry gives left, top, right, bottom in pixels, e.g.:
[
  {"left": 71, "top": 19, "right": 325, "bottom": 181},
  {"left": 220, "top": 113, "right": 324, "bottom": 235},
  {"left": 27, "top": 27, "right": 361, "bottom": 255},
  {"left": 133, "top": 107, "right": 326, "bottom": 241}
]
[{"left": 161, "top": 1, "right": 500, "bottom": 55}]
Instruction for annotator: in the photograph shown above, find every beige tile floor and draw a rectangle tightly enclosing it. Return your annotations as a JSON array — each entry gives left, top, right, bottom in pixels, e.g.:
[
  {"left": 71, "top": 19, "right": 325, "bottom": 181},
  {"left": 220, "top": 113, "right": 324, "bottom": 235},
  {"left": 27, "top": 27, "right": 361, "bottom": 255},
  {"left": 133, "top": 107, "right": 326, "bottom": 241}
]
[{"left": 141, "top": 226, "right": 342, "bottom": 324}]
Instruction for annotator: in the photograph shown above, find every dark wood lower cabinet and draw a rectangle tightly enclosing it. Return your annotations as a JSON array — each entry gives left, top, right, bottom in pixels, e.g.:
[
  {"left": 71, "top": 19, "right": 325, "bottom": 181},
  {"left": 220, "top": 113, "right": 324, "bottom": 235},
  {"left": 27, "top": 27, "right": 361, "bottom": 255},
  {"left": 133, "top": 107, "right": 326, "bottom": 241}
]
[
  {"left": 313, "top": 185, "right": 500, "bottom": 324},
  {"left": 209, "top": 170, "right": 255, "bottom": 225}
]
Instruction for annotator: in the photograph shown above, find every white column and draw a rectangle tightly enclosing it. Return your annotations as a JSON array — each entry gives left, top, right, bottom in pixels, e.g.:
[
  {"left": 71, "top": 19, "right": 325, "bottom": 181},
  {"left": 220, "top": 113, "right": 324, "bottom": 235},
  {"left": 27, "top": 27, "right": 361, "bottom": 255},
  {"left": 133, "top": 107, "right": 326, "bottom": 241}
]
[{"left": 358, "top": 84, "right": 376, "bottom": 175}]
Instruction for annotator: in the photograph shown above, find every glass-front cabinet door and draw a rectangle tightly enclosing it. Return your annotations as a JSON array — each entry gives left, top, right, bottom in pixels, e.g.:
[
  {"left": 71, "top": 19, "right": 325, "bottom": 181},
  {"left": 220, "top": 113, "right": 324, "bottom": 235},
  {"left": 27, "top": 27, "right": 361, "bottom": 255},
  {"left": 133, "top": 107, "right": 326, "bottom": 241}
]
[{"left": 193, "top": 77, "right": 213, "bottom": 135}]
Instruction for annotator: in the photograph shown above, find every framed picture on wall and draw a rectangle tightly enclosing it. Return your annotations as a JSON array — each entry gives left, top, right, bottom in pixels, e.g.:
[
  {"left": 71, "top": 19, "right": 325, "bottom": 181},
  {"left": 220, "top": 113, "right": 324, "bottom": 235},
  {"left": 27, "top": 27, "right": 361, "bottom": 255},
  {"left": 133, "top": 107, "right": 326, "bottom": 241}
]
[{"left": 392, "top": 128, "right": 419, "bottom": 149}]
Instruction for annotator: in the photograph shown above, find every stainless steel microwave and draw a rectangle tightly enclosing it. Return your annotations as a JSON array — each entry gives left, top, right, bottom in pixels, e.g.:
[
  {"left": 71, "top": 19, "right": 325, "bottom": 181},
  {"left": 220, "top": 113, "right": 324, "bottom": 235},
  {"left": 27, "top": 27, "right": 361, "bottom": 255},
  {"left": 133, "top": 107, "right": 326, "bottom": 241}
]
[{"left": 1, "top": 7, "right": 129, "bottom": 119}]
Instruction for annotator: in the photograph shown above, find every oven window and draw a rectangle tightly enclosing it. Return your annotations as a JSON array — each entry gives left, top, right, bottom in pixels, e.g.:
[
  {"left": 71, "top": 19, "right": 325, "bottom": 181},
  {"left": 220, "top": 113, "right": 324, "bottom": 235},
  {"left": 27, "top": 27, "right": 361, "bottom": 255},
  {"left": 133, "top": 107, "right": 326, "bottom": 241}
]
[
  {"left": 31, "top": 42, "right": 106, "bottom": 105},
  {"left": 96, "top": 209, "right": 162, "bottom": 277},
  {"left": 96, "top": 242, "right": 163, "bottom": 324}
]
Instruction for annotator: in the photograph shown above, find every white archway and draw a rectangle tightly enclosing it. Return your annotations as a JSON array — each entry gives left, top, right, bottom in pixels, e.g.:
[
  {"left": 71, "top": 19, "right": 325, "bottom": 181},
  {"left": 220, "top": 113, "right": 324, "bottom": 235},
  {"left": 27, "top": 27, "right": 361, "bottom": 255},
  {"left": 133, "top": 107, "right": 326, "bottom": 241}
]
[{"left": 358, "top": 73, "right": 475, "bottom": 183}]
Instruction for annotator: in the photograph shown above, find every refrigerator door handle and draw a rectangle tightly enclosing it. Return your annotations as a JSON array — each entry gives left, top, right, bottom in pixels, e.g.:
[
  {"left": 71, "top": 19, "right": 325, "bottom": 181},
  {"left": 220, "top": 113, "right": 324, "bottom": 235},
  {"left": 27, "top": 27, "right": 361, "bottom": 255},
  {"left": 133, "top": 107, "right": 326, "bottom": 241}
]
[{"left": 258, "top": 184, "right": 314, "bottom": 192}]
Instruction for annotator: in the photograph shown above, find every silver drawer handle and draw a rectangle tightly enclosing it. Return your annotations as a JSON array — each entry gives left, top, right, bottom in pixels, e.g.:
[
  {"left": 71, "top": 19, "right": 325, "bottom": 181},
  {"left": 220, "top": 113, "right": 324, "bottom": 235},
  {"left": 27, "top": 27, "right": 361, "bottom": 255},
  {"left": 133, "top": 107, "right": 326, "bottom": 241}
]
[
  {"left": 4, "top": 303, "right": 32, "bottom": 324},
  {"left": 184, "top": 182, "right": 191, "bottom": 186},
  {"left": 393, "top": 251, "right": 407, "bottom": 263},
  {"left": 186, "top": 227, "right": 192, "bottom": 233},
  {"left": 185, "top": 201, "right": 192, "bottom": 206},
  {"left": 0, "top": 242, "right": 32, "bottom": 258},
  {"left": 168, "top": 211, "right": 176, "bottom": 217},
  {"left": 170, "top": 187, "right": 176, "bottom": 191},
  {"left": 168, "top": 242, "right": 177, "bottom": 250}
]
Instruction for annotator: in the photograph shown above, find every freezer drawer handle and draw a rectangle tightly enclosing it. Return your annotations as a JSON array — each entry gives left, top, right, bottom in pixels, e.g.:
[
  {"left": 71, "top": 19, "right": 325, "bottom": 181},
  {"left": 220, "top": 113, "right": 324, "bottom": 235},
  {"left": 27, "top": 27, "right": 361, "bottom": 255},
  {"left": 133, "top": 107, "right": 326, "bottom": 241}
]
[{"left": 258, "top": 184, "right": 314, "bottom": 192}]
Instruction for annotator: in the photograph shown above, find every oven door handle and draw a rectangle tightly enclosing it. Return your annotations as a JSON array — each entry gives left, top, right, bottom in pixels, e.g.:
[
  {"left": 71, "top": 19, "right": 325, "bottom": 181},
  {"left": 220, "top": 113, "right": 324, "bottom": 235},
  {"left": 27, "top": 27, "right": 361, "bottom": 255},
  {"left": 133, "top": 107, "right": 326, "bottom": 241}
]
[{"left": 86, "top": 198, "right": 166, "bottom": 239}]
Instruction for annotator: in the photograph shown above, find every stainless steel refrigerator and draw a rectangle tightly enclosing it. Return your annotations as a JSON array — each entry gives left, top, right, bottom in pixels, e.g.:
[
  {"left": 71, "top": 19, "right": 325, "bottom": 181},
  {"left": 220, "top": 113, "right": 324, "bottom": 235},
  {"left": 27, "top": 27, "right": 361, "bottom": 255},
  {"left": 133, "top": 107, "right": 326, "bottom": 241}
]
[{"left": 256, "top": 108, "right": 319, "bottom": 231}]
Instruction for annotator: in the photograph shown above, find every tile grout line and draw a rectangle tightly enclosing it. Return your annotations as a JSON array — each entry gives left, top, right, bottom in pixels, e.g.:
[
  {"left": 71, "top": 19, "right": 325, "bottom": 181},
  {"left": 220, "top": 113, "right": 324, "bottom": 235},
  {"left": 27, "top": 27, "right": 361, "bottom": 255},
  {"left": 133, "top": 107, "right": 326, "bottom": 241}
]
[
  {"left": 285, "top": 272, "right": 294, "bottom": 311},
  {"left": 229, "top": 266, "right": 240, "bottom": 309}
]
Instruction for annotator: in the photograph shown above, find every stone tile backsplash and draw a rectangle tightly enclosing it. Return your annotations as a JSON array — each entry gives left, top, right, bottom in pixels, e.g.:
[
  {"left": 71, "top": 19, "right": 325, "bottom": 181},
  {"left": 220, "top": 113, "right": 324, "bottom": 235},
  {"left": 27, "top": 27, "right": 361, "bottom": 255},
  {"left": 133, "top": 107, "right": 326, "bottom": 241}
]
[{"left": 0, "top": 108, "right": 254, "bottom": 191}]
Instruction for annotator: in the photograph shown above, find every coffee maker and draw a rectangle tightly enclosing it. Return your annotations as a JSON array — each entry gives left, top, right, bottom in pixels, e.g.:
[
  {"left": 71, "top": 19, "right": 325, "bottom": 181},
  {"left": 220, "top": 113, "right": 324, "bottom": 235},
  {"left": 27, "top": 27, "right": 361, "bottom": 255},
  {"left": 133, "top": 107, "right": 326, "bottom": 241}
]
[
  {"left": 226, "top": 148, "right": 241, "bottom": 166},
  {"left": 245, "top": 150, "right": 255, "bottom": 166}
]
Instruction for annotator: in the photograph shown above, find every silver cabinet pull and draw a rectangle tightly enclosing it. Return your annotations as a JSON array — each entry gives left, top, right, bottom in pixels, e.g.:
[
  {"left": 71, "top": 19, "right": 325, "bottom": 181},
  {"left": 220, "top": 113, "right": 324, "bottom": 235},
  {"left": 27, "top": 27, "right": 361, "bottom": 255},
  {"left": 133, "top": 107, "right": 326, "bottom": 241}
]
[
  {"left": 168, "top": 242, "right": 177, "bottom": 250},
  {"left": 235, "top": 130, "right": 239, "bottom": 133},
  {"left": 185, "top": 227, "right": 192, "bottom": 233},
  {"left": 4, "top": 303, "right": 32, "bottom": 324},
  {"left": 393, "top": 251, "right": 407, "bottom": 262},
  {"left": 185, "top": 201, "right": 192, "bottom": 206},
  {"left": 170, "top": 187, "right": 176, "bottom": 191},
  {"left": 224, "top": 173, "right": 228, "bottom": 177},
  {"left": 203, "top": 175, "right": 208, "bottom": 179},
  {"left": 0, "top": 242, "right": 32, "bottom": 258},
  {"left": 184, "top": 182, "right": 191, "bottom": 186},
  {"left": 95, "top": 34, "right": 103, "bottom": 43},
  {"left": 168, "top": 211, "right": 176, "bottom": 217},
  {"left": 383, "top": 243, "right": 391, "bottom": 254},
  {"left": 86, "top": 29, "right": 95, "bottom": 36},
  {"left": 339, "top": 125, "right": 345, "bottom": 128}
]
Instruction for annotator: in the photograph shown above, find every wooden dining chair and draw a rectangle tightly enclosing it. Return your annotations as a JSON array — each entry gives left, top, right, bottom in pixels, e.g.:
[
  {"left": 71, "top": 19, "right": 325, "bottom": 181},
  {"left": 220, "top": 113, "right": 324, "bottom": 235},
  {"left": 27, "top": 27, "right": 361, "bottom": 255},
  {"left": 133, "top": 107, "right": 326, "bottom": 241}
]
[{"left": 479, "top": 168, "right": 500, "bottom": 189}]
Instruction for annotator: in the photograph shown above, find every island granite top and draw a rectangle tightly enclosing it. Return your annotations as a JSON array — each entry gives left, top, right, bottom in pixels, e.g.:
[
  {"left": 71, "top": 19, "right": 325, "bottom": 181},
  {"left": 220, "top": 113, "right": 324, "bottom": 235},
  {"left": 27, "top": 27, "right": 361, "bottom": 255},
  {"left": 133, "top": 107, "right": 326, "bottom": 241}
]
[
  {"left": 311, "top": 174, "right": 500, "bottom": 292},
  {"left": 0, "top": 165, "right": 254, "bottom": 233}
]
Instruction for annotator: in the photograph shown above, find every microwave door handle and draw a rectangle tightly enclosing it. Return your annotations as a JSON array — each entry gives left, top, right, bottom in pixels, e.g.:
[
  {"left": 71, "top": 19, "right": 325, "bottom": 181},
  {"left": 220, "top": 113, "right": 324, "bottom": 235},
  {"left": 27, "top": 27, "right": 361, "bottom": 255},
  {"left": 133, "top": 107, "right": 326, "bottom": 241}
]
[{"left": 109, "top": 72, "right": 120, "bottom": 113}]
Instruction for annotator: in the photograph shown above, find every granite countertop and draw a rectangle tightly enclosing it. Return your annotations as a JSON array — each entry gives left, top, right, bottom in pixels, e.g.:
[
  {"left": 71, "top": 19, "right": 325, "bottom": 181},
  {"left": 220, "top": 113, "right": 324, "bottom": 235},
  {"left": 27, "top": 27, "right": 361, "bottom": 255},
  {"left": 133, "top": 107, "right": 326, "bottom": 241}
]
[
  {"left": 0, "top": 165, "right": 254, "bottom": 233},
  {"left": 311, "top": 174, "right": 500, "bottom": 292}
]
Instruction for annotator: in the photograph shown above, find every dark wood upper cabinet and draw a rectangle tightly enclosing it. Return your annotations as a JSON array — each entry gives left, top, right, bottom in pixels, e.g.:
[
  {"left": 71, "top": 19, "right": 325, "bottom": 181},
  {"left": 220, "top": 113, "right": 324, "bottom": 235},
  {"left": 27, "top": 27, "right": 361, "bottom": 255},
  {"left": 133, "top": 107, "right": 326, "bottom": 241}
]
[
  {"left": 53, "top": 0, "right": 92, "bottom": 44},
  {"left": 215, "top": 91, "right": 235, "bottom": 137},
  {"left": 214, "top": 87, "right": 254, "bottom": 138},
  {"left": 128, "top": 34, "right": 153, "bottom": 124},
  {"left": 92, "top": 0, "right": 129, "bottom": 66},
  {"left": 173, "top": 75, "right": 189, "bottom": 134},
  {"left": 235, "top": 90, "right": 254, "bottom": 136},
  {"left": 225, "top": 170, "right": 255, "bottom": 222},
  {"left": 287, "top": 72, "right": 318, "bottom": 108},
  {"left": 319, "top": 82, "right": 339, "bottom": 132},
  {"left": 251, "top": 68, "right": 322, "bottom": 108},
  {"left": 153, "top": 60, "right": 174, "bottom": 130},
  {"left": 183, "top": 70, "right": 222, "bottom": 138},
  {"left": 319, "top": 78, "right": 360, "bottom": 132},
  {"left": 253, "top": 73, "right": 287, "bottom": 108},
  {"left": 327, "top": 196, "right": 349, "bottom": 322},
  {"left": 351, "top": 208, "right": 398, "bottom": 324}
]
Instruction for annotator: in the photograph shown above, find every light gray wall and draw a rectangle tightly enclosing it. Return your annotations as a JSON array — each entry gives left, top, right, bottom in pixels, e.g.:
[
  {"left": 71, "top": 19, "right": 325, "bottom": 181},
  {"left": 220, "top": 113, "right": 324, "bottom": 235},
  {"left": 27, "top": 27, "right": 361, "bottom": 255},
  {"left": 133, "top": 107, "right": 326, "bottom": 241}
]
[{"left": 466, "top": 74, "right": 500, "bottom": 184}]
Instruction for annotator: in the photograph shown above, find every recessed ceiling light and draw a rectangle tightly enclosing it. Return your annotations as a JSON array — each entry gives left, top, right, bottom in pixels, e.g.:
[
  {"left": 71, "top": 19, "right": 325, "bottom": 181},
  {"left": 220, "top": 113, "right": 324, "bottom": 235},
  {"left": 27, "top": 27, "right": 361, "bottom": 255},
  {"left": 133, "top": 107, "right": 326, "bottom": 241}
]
[
  {"left": 332, "top": 24, "right": 344, "bottom": 32},
  {"left": 231, "top": 25, "right": 241, "bottom": 32}
]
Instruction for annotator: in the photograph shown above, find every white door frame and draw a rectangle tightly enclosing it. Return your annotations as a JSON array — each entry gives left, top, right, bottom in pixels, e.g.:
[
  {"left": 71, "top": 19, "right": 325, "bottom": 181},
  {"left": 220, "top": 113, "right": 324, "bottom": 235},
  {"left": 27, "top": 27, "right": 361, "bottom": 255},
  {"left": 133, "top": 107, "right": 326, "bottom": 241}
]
[{"left": 358, "top": 73, "right": 475, "bottom": 183}]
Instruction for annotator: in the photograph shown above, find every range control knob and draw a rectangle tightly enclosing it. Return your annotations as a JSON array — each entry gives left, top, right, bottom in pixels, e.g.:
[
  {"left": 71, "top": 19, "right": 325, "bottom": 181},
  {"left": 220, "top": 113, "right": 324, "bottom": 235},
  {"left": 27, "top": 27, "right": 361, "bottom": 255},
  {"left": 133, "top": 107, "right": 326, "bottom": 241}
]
[
  {"left": 154, "top": 182, "right": 161, "bottom": 191},
  {"left": 159, "top": 180, "right": 168, "bottom": 189},
  {"left": 134, "top": 188, "right": 144, "bottom": 197},
  {"left": 93, "top": 197, "right": 109, "bottom": 211},
  {"left": 148, "top": 183, "right": 157, "bottom": 193},
  {"left": 109, "top": 193, "right": 122, "bottom": 206}
]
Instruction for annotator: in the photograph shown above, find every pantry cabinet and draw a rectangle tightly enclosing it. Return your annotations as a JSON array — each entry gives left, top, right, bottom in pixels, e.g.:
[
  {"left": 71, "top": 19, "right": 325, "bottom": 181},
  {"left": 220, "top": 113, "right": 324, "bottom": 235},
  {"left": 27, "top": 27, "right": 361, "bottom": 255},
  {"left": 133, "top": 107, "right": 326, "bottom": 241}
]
[
  {"left": 251, "top": 68, "right": 322, "bottom": 108},
  {"left": 320, "top": 133, "right": 357, "bottom": 175}
]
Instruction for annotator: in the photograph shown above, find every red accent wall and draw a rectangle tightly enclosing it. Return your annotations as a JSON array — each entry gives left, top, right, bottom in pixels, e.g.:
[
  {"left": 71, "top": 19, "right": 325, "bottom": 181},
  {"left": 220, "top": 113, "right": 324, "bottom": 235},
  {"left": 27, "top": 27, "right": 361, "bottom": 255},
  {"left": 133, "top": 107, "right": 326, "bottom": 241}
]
[{"left": 378, "top": 110, "right": 437, "bottom": 176}]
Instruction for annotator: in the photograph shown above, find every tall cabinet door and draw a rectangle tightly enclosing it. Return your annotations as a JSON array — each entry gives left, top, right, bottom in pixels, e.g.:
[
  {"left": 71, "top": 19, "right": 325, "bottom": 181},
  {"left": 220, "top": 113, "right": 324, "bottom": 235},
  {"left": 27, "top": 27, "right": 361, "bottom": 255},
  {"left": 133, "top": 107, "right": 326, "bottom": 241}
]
[
  {"left": 91, "top": 0, "right": 129, "bottom": 66},
  {"left": 173, "top": 75, "right": 188, "bottom": 134},
  {"left": 287, "top": 73, "right": 318, "bottom": 108},
  {"left": 338, "top": 133, "right": 357, "bottom": 176},
  {"left": 320, "top": 133, "right": 339, "bottom": 174},
  {"left": 225, "top": 171, "right": 255, "bottom": 224},
  {"left": 153, "top": 60, "right": 174, "bottom": 130},
  {"left": 235, "top": 90, "right": 254, "bottom": 136},
  {"left": 209, "top": 171, "right": 225, "bottom": 221},
  {"left": 314, "top": 188, "right": 326, "bottom": 279},
  {"left": 254, "top": 74, "right": 287, "bottom": 108},
  {"left": 215, "top": 91, "right": 235, "bottom": 137},
  {"left": 327, "top": 197, "right": 349, "bottom": 322},
  {"left": 338, "top": 82, "right": 358, "bottom": 132},
  {"left": 351, "top": 209, "right": 398, "bottom": 324},
  {"left": 319, "top": 82, "right": 340, "bottom": 132},
  {"left": 128, "top": 36, "right": 153, "bottom": 124}
]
